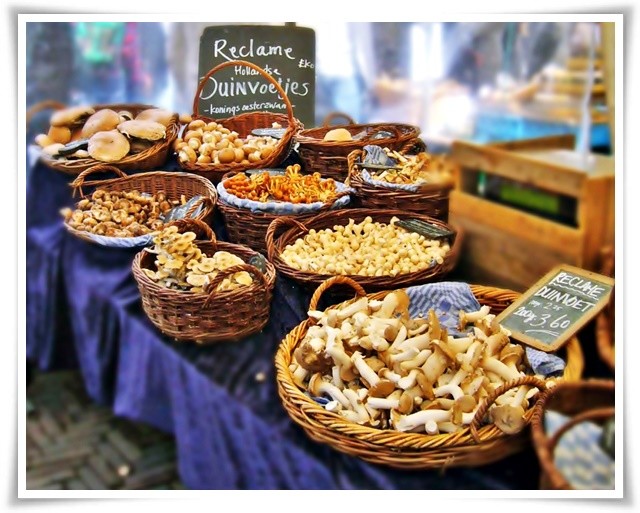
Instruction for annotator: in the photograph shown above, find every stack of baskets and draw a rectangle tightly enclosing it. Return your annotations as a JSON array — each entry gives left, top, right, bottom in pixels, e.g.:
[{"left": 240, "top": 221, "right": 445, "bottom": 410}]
[
  {"left": 131, "top": 218, "right": 276, "bottom": 344},
  {"left": 176, "top": 60, "right": 303, "bottom": 184},
  {"left": 29, "top": 102, "right": 180, "bottom": 175},
  {"left": 275, "top": 276, "right": 584, "bottom": 469}
]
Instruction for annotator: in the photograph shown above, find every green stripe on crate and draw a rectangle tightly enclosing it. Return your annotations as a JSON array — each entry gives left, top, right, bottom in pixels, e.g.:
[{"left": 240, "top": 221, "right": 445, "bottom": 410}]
[{"left": 499, "top": 183, "right": 560, "bottom": 215}]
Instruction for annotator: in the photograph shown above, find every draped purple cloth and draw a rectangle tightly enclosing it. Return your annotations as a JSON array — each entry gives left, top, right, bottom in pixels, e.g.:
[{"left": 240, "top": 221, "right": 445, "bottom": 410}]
[{"left": 26, "top": 159, "right": 542, "bottom": 490}]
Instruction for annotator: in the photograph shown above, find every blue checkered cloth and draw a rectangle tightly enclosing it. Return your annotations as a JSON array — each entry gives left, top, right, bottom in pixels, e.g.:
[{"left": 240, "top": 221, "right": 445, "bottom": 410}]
[{"left": 545, "top": 410, "right": 615, "bottom": 490}]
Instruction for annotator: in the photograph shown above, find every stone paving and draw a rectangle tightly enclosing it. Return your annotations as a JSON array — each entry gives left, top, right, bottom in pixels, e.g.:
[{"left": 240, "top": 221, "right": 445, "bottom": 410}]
[{"left": 26, "top": 369, "right": 184, "bottom": 490}]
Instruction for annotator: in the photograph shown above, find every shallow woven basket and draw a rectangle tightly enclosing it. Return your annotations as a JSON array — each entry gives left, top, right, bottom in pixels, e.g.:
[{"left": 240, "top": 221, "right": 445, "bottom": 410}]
[
  {"left": 596, "top": 247, "right": 615, "bottom": 371},
  {"left": 65, "top": 164, "right": 217, "bottom": 246},
  {"left": 266, "top": 208, "right": 462, "bottom": 293},
  {"left": 176, "top": 60, "right": 303, "bottom": 183},
  {"left": 132, "top": 218, "right": 276, "bottom": 344},
  {"left": 275, "top": 276, "right": 585, "bottom": 469},
  {"left": 296, "top": 119, "right": 424, "bottom": 182},
  {"left": 218, "top": 170, "right": 352, "bottom": 254},
  {"left": 347, "top": 148, "right": 453, "bottom": 221},
  {"left": 530, "top": 379, "right": 615, "bottom": 489},
  {"left": 30, "top": 101, "right": 180, "bottom": 175}
]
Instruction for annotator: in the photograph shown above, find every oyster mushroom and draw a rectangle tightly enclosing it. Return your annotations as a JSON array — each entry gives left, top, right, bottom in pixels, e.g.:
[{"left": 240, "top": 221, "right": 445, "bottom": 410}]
[
  {"left": 308, "top": 373, "right": 351, "bottom": 409},
  {"left": 459, "top": 305, "right": 491, "bottom": 330}
]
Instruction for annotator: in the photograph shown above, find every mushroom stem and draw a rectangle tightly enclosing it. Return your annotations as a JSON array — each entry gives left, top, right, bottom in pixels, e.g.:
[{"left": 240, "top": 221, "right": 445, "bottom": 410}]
[
  {"left": 481, "top": 356, "right": 522, "bottom": 382},
  {"left": 425, "top": 419, "right": 439, "bottom": 435},
  {"left": 397, "top": 369, "right": 420, "bottom": 390},
  {"left": 336, "top": 297, "right": 370, "bottom": 321},
  {"left": 397, "top": 334, "right": 430, "bottom": 351},
  {"left": 399, "top": 349, "right": 432, "bottom": 371},
  {"left": 351, "top": 351, "right": 380, "bottom": 387},
  {"left": 367, "top": 396, "right": 401, "bottom": 410},
  {"left": 395, "top": 409, "right": 451, "bottom": 432},
  {"left": 343, "top": 388, "right": 370, "bottom": 423},
  {"left": 459, "top": 305, "right": 491, "bottom": 329},
  {"left": 309, "top": 374, "right": 351, "bottom": 409}
]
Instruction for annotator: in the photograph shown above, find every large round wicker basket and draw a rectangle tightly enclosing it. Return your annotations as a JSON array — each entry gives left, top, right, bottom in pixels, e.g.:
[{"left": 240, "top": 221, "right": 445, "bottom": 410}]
[
  {"left": 30, "top": 102, "right": 180, "bottom": 175},
  {"left": 132, "top": 219, "right": 276, "bottom": 344},
  {"left": 275, "top": 276, "right": 584, "bottom": 469}
]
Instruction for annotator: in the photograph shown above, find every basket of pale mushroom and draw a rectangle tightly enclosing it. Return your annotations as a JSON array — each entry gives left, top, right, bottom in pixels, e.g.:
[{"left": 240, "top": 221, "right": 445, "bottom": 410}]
[
  {"left": 275, "top": 276, "right": 584, "bottom": 469},
  {"left": 32, "top": 103, "right": 179, "bottom": 175},
  {"left": 266, "top": 209, "right": 462, "bottom": 293},
  {"left": 132, "top": 218, "right": 276, "bottom": 344},
  {"left": 61, "top": 164, "right": 217, "bottom": 247}
]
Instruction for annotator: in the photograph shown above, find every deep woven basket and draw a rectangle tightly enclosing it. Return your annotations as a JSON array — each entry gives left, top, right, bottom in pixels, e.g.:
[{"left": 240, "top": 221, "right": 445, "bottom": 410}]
[
  {"left": 266, "top": 208, "right": 462, "bottom": 293},
  {"left": 176, "top": 60, "right": 303, "bottom": 184},
  {"left": 218, "top": 170, "right": 352, "bottom": 254},
  {"left": 275, "top": 276, "right": 585, "bottom": 469},
  {"left": 530, "top": 379, "right": 615, "bottom": 489},
  {"left": 132, "top": 218, "right": 276, "bottom": 344},
  {"left": 596, "top": 247, "right": 615, "bottom": 371},
  {"left": 347, "top": 148, "right": 453, "bottom": 221},
  {"left": 65, "top": 165, "right": 217, "bottom": 246},
  {"left": 30, "top": 102, "right": 180, "bottom": 175},
  {"left": 296, "top": 120, "right": 424, "bottom": 181}
]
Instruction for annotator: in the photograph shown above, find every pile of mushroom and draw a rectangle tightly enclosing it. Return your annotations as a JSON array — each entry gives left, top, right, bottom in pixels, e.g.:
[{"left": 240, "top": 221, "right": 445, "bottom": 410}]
[
  {"left": 143, "top": 225, "right": 253, "bottom": 293},
  {"left": 290, "top": 290, "right": 547, "bottom": 435},
  {"left": 280, "top": 216, "right": 450, "bottom": 277}
]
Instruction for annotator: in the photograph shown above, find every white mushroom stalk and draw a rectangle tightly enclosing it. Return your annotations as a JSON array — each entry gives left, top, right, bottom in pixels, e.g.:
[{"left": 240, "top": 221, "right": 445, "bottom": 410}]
[
  {"left": 367, "top": 396, "right": 401, "bottom": 410},
  {"left": 395, "top": 409, "right": 451, "bottom": 432},
  {"left": 351, "top": 351, "right": 380, "bottom": 387},
  {"left": 309, "top": 374, "right": 351, "bottom": 409},
  {"left": 459, "top": 305, "right": 491, "bottom": 329},
  {"left": 399, "top": 349, "right": 432, "bottom": 371},
  {"left": 343, "top": 388, "right": 370, "bottom": 424}
]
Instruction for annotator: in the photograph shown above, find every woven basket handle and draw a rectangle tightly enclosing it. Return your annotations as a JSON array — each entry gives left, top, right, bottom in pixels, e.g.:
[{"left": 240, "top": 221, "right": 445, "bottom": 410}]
[
  {"left": 400, "top": 137, "right": 427, "bottom": 154},
  {"left": 322, "top": 111, "right": 356, "bottom": 127},
  {"left": 308, "top": 276, "right": 367, "bottom": 312},
  {"left": 26, "top": 100, "right": 66, "bottom": 127},
  {"left": 346, "top": 149, "right": 364, "bottom": 184},
  {"left": 544, "top": 406, "right": 615, "bottom": 455},
  {"left": 71, "top": 164, "right": 128, "bottom": 198},
  {"left": 265, "top": 216, "right": 309, "bottom": 262},
  {"left": 192, "top": 60, "right": 295, "bottom": 125},
  {"left": 184, "top": 196, "right": 213, "bottom": 219},
  {"left": 469, "top": 375, "right": 550, "bottom": 443},
  {"left": 203, "top": 263, "right": 268, "bottom": 307},
  {"left": 168, "top": 218, "right": 217, "bottom": 245}
]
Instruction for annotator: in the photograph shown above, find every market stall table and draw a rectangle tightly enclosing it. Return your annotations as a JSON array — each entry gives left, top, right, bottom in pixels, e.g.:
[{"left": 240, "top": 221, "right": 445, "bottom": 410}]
[{"left": 27, "top": 157, "right": 547, "bottom": 490}]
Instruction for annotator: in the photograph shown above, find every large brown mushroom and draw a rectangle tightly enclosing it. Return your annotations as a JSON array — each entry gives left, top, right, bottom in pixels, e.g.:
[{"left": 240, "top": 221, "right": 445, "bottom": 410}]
[
  {"left": 87, "top": 130, "right": 130, "bottom": 162},
  {"left": 81, "top": 109, "right": 121, "bottom": 139}
]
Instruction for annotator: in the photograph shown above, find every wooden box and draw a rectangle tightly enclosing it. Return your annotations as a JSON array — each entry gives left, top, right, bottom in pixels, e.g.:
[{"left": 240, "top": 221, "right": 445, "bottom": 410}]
[{"left": 448, "top": 135, "right": 615, "bottom": 291}]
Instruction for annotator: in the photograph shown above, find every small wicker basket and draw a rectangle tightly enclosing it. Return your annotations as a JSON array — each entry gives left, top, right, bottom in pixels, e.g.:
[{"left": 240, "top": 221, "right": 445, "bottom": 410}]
[
  {"left": 596, "top": 247, "right": 615, "bottom": 371},
  {"left": 530, "top": 379, "right": 615, "bottom": 489},
  {"left": 266, "top": 208, "right": 462, "bottom": 293},
  {"left": 30, "top": 101, "right": 180, "bottom": 175},
  {"left": 176, "top": 60, "right": 303, "bottom": 183},
  {"left": 132, "top": 219, "right": 276, "bottom": 344},
  {"left": 65, "top": 165, "right": 217, "bottom": 247},
  {"left": 347, "top": 148, "right": 453, "bottom": 221},
  {"left": 275, "top": 276, "right": 584, "bottom": 469},
  {"left": 296, "top": 119, "right": 424, "bottom": 182}
]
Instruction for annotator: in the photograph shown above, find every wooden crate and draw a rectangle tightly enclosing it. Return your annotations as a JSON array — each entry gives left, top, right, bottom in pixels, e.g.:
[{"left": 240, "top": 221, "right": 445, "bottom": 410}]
[{"left": 448, "top": 135, "right": 614, "bottom": 291}]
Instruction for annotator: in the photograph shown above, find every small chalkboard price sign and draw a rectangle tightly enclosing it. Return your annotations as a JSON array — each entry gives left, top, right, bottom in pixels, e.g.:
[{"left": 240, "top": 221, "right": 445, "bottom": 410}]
[
  {"left": 198, "top": 24, "right": 315, "bottom": 128},
  {"left": 495, "top": 264, "right": 614, "bottom": 353}
]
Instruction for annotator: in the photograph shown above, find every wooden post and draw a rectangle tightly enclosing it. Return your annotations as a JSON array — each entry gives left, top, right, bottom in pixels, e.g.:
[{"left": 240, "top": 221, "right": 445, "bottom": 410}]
[{"left": 601, "top": 22, "right": 615, "bottom": 153}]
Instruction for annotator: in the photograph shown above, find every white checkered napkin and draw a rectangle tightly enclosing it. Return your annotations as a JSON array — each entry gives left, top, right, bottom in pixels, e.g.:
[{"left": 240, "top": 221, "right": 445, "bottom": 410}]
[
  {"left": 545, "top": 410, "right": 615, "bottom": 490},
  {"left": 404, "top": 282, "right": 566, "bottom": 377}
]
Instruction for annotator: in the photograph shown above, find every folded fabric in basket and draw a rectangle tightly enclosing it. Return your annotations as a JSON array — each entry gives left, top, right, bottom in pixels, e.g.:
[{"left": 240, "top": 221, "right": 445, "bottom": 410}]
[{"left": 217, "top": 169, "right": 353, "bottom": 214}]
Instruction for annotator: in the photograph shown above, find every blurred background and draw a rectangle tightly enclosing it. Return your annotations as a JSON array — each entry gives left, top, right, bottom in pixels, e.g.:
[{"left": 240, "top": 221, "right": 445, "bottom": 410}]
[{"left": 25, "top": 21, "right": 611, "bottom": 155}]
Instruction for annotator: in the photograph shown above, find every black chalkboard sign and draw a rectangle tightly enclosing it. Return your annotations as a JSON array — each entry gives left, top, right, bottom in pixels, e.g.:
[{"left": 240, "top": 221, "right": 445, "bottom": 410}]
[
  {"left": 495, "top": 264, "right": 614, "bottom": 352},
  {"left": 197, "top": 25, "right": 315, "bottom": 128}
]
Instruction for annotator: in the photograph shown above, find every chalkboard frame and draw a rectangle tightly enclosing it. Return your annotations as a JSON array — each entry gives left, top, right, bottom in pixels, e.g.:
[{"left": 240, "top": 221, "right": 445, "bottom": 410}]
[{"left": 495, "top": 264, "right": 614, "bottom": 352}]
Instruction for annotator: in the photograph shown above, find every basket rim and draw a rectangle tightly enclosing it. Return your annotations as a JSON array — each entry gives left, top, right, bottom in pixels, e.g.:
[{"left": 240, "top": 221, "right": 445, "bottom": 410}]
[
  {"left": 275, "top": 282, "right": 584, "bottom": 459},
  {"left": 266, "top": 208, "right": 462, "bottom": 289},
  {"left": 296, "top": 121, "right": 420, "bottom": 146}
]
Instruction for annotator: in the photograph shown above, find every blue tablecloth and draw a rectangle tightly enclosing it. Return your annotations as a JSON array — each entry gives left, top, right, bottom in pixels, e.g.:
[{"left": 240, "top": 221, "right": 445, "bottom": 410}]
[{"left": 26, "top": 159, "right": 543, "bottom": 490}]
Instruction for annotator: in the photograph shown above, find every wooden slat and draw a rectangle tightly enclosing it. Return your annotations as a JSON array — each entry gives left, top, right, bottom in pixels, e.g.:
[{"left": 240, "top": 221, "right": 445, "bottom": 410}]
[
  {"left": 451, "top": 141, "right": 586, "bottom": 197},
  {"left": 487, "top": 134, "right": 576, "bottom": 151},
  {"left": 579, "top": 177, "right": 615, "bottom": 271},
  {"left": 450, "top": 191, "right": 584, "bottom": 257}
]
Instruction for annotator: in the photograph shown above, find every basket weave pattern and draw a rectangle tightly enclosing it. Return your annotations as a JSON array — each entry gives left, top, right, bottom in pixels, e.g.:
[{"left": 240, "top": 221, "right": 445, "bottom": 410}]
[
  {"left": 132, "top": 219, "right": 276, "bottom": 344},
  {"left": 66, "top": 165, "right": 218, "bottom": 245},
  {"left": 275, "top": 277, "right": 584, "bottom": 469}
]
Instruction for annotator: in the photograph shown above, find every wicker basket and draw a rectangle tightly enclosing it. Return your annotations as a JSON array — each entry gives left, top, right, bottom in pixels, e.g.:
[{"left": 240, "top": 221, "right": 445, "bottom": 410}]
[
  {"left": 275, "top": 276, "right": 584, "bottom": 469},
  {"left": 266, "top": 208, "right": 462, "bottom": 293},
  {"left": 530, "top": 379, "right": 615, "bottom": 489},
  {"left": 296, "top": 120, "right": 424, "bottom": 182},
  {"left": 132, "top": 218, "right": 276, "bottom": 344},
  {"left": 347, "top": 148, "right": 453, "bottom": 221},
  {"left": 176, "top": 60, "right": 303, "bottom": 183},
  {"left": 30, "top": 102, "right": 180, "bottom": 175},
  {"left": 596, "top": 247, "right": 615, "bottom": 371},
  {"left": 65, "top": 164, "right": 217, "bottom": 247}
]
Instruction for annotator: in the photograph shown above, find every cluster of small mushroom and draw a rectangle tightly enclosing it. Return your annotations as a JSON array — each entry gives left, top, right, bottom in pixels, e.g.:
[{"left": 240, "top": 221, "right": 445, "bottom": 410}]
[
  {"left": 280, "top": 216, "right": 450, "bottom": 276},
  {"left": 142, "top": 225, "right": 253, "bottom": 293},
  {"left": 175, "top": 119, "right": 279, "bottom": 165},
  {"left": 369, "top": 148, "right": 454, "bottom": 186},
  {"left": 36, "top": 106, "right": 174, "bottom": 162},
  {"left": 290, "top": 291, "right": 546, "bottom": 435},
  {"left": 61, "top": 189, "right": 182, "bottom": 237}
]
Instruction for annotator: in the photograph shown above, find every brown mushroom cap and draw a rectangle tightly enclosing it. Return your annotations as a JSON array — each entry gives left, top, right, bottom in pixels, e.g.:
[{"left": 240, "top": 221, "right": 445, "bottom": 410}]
[
  {"left": 490, "top": 404, "right": 527, "bottom": 434},
  {"left": 135, "top": 108, "right": 175, "bottom": 127},
  {"left": 47, "top": 125, "right": 72, "bottom": 144},
  {"left": 323, "top": 128, "right": 352, "bottom": 142},
  {"left": 87, "top": 130, "right": 131, "bottom": 162},
  {"left": 117, "top": 119, "right": 166, "bottom": 141},
  {"left": 81, "top": 109, "right": 121, "bottom": 139},
  {"left": 369, "top": 379, "right": 396, "bottom": 398},
  {"left": 50, "top": 105, "right": 95, "bottom": 127}
]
